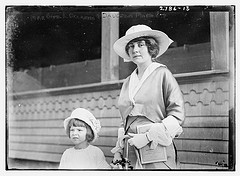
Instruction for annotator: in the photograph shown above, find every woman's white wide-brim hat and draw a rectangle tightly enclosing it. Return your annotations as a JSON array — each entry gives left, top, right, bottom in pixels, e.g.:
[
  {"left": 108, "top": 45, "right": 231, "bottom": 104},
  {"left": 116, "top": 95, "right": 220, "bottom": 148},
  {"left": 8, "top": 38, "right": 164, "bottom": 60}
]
[
  {"left": 64, "top": 108, "right": 101, "bottom": 142},
  {"left": 113, "top": 24, "right": 173, "bottom": 62}
]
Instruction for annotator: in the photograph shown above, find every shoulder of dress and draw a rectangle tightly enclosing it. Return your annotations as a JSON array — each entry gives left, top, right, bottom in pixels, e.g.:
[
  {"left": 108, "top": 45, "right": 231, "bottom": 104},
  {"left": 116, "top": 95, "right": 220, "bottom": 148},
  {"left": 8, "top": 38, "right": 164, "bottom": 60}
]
[
  {"left": 89, "top": 145, "right": 100, "bottom": 150},
  {"left": 154, "top": 65, "right": 175, "bottom": 80},
  {"left": 155, "top": 63, "right": 167, "bottom": 69},
  {"left": 125, "top": 75, "right": 131, "bottom": 81},
  {"left": 89, "top": 145, "right": 105, "bottom": 156},
  {"left": 122, "top": 76, "right": 131, "bottom": 85},
  {"left": 154, "top": 62, "right": 167, "bottom": 68},
  {"left": 63, "top": 147, "right": 73, "bottom": 154},
  {"left": 155, "top": 64, "right": 170, "bottom": 73}
]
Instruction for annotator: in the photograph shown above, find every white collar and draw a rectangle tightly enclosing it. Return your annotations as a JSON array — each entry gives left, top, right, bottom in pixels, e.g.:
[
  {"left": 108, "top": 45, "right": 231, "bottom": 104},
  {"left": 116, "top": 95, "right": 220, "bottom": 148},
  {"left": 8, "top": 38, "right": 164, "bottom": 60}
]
[{"left": 129, "top": 62, "right": 164, "bottom": 104}]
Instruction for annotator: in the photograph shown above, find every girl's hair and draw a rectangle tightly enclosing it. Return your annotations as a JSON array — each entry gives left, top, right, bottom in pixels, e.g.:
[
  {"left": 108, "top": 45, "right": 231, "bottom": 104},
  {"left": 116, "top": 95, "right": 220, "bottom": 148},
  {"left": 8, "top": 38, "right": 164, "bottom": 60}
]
[
  {"left": 66, "top": 118, "right": 94, "bottom": 142},
  {"left": 125, "top": 36, "right": 160, "bottom": 61}
]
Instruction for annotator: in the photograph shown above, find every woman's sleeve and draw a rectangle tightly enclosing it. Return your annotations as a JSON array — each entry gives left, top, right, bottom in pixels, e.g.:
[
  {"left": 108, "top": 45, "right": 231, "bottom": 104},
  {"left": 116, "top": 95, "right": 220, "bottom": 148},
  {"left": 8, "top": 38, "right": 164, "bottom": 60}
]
[
  {"left": 162, "top": 69, "right": 185, "bottom": 138},
  {"left": 146, "top": 69, "right": 185, "bottom": 149}
]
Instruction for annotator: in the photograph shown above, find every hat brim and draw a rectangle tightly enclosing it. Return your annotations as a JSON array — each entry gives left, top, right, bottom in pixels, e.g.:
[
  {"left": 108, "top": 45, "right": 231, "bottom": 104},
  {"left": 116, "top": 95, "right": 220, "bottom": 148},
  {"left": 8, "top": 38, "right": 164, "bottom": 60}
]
[{"left": 113, "top": 30, "right": 173, "bottom": 62}]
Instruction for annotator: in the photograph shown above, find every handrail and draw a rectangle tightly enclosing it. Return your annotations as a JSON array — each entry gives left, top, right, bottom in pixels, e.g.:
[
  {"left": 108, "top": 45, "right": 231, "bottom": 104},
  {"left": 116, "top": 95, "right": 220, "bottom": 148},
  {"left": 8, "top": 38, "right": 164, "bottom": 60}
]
[{"left": 8, "top": 69, "right": 229, "bottom": 100}]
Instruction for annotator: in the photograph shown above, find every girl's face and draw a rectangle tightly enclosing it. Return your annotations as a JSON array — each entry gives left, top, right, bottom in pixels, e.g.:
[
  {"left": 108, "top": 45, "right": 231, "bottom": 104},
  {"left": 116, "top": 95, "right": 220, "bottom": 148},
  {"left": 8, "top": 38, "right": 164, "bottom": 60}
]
[
  {"left": 127, "top": 40, "right": 152, "bottom": 65},
  {"left": 69, "top": 126, "right": 87, "bottom": 145}
]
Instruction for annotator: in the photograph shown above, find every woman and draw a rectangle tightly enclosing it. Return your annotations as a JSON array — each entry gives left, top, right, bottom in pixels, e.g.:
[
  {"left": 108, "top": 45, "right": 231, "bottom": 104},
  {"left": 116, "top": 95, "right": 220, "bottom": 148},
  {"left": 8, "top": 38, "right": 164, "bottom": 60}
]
[{"left": 111, "top": 25, "right": 185, "bottom": 169}]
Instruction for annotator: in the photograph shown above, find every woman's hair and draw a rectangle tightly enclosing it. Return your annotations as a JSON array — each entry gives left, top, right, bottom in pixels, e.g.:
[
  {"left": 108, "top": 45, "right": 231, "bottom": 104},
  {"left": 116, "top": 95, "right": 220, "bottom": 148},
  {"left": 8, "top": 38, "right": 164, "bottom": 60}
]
[
  {"left": 125, "top": 36, "right": 159, "bottom": 61},
  {"left": 66, "top": 118, "right": 94, "bottom": 142}
]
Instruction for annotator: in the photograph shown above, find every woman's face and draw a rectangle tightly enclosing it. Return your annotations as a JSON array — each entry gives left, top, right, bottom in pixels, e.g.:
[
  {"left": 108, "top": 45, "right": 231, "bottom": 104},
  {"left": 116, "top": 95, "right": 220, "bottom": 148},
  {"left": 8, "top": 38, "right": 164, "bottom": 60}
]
[
  {"left": 127, "top": 40, "right": 152, "bottom": 65},
  {"left": 69, "top": 126, "right": 87, "bottom": 145}
]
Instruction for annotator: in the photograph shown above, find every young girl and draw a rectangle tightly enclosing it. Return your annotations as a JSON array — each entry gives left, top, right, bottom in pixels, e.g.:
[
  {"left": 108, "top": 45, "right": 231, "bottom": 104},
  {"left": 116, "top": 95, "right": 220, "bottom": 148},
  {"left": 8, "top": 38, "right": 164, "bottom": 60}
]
[{"left": 59, "top": 108, "right": 110, "bottom": 169}]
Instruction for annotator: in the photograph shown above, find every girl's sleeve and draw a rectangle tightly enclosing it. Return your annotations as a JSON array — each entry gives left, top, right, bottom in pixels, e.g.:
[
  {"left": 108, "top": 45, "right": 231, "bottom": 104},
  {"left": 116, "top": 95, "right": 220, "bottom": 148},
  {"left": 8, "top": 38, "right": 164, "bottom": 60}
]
[
  {"left": 58, "top": 151, "right": 67, "bottom": 169},
  {"left": 96, "top": 149, "right": 111, "bottom": 169}
]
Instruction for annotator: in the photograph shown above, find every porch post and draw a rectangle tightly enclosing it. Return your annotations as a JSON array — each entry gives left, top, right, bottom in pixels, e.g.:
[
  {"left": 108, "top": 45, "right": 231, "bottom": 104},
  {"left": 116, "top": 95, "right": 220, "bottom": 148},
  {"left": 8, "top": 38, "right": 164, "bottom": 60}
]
[
  {"left": 101, "top": 12, "right": 119, "bottom": 82},
  {"left": 210, "top": 12, "right": 229, "bottom": 71}
]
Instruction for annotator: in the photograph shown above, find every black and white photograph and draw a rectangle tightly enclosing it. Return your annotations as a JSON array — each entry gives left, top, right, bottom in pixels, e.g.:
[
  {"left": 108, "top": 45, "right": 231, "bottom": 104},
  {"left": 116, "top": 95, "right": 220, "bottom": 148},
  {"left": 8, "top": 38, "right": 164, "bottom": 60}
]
[{"left": 4, "top": 2, "right": 237, "bottom": 175}]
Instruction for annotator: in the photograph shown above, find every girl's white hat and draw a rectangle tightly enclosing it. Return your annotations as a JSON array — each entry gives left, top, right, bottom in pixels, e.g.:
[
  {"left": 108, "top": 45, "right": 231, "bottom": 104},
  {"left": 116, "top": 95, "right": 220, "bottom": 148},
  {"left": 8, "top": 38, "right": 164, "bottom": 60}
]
[
  {"left": 113, "top": 24, "right": 173, "bottom": 62},
  {"left": 64, "top": 108, "right": 101, "bottom": 142}
]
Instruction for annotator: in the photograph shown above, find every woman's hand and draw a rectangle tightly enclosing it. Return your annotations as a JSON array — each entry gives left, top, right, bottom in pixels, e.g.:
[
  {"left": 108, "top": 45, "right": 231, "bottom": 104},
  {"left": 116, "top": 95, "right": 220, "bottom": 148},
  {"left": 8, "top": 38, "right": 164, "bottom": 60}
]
[
  {"left": 146, "top": 123, "right": 172, "bottom": 147},
  {"left": 128, "top": 133, "right": 149, "bottom": 149}
]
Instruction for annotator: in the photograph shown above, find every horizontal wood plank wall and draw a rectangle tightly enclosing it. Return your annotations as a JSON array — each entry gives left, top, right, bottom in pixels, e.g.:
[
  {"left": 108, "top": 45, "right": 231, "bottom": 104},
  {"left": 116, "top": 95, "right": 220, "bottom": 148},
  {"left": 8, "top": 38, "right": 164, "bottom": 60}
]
[
  {"left": 8, "top": 75, "right": 230, "bottom": 170},
  {"left": 177, "top": 78, "right": 229, "bottom": 169},
  {"left": 8, "top": 89, "right": 121, "bottom": 168}
]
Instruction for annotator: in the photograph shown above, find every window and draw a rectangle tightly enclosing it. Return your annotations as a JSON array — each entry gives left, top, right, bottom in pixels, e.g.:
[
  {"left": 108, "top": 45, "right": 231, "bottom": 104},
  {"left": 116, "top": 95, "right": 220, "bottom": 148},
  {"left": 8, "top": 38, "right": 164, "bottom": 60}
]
[
  {"left": 6, "top": 7, "right": 102, "bottom": 91},
  {"left": 6, "top": 6, "right": 232, "bottom": 92}
]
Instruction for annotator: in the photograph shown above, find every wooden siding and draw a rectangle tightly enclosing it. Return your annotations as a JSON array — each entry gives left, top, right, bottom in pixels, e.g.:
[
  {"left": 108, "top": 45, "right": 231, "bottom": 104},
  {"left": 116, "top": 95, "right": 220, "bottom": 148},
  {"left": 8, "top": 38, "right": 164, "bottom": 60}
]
[
  {"left": 8, "top": 89, "right": 121, "bottom": 167},
  {"left": 177, "top": 78, "right": 230, "bottom": 169},
  {"left": 8, "top": 75, "right": 230, "bottom": 169}
]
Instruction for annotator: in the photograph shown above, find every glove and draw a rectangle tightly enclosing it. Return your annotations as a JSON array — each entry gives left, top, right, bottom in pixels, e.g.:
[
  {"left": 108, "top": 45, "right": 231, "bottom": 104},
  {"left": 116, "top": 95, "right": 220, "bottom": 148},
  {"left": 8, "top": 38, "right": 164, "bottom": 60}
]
[
  {"left": 128, "top": 133, "right": 149, "bottom": 149},
  {"left": 146, "top": 123, "right": 172, "bottom": 149},
  {"left": 111, "top": 134, "right": 129, "bottom": 153},
  {"left": 162, "top": 115, "right": 183, "bottom": 138}
]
